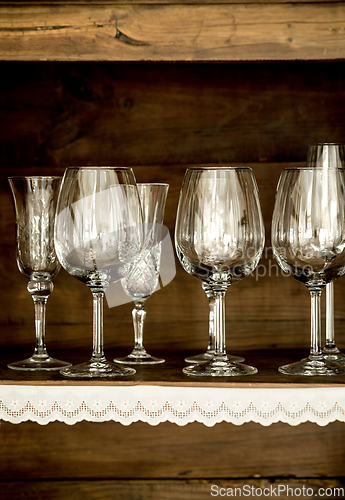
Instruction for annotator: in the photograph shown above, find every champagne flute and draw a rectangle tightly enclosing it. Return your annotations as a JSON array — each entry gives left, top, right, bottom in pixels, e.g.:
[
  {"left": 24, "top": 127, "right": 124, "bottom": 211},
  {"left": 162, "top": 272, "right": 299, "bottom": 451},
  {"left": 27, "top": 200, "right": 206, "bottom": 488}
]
[
  {"left": 272, "top": 167, "right": 345, "bottom": 375},
  {"left": 114, "top": 183, "right": 169, "bottom": 365},
  {"left": 307, "top": 143, "right": 345, "bottom": 362},
  {"left": 54, "top": 167, "right": 143, "bottom": 378},
  {"left": 184, "top": 282, "right": 245, "bottom": 364},
  {"left": 8, "top": 176, "right": 71, "bottom": 371},
  {"left": 175, "top": 166, "right": 265, "bottom": 376}
]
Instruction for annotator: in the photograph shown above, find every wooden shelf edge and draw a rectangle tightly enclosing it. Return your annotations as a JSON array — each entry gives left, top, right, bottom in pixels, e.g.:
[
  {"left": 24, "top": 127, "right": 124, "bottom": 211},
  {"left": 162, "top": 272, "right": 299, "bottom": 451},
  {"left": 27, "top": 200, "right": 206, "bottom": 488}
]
[{"left": 1, "top": 3, "right": 345, "bottom": 62}]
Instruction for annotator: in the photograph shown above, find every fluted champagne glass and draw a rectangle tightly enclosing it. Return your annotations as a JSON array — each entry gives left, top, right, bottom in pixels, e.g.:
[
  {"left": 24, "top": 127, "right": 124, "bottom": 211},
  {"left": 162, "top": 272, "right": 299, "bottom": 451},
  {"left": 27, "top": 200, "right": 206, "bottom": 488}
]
[
  {"left": 8, "top": 176, "right": 71, "bottom": 371},
  {"left": 175, "top": 167, "right": 265, "bottom": 376},
  {"left": 184, "top": 282, "right": 245, "bottom": 364},
  {"left": 54, "top": 167, "right": 143, "bottom": 378},
  {"left": 307, "top": 143, "right": 345, "bottom": 362},
  {"left": 114, "top": 183, "right": 169, "bottom": 365},
  {"left": 272, "top": 167, "right": 345, "bottom": 375}
]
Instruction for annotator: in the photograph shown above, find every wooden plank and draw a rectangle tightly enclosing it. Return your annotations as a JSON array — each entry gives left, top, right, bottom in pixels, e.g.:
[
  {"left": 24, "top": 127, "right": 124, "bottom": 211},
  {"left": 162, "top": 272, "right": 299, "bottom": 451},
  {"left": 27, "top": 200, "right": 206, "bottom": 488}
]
[
  {"left": 1, "top": 420, "right": 345, "bottom": 479},
  {"left": 1, "top": 479, "right": 345, "bottom": 500},
  {"left": 1, "top": 62, "right": 345, "bottom": 168},
  {"left": 1, "top": 0, "right": 342, "bottom": 4},
  {"left": 1, "top": 4, "right": 345, "bottom": 61}
]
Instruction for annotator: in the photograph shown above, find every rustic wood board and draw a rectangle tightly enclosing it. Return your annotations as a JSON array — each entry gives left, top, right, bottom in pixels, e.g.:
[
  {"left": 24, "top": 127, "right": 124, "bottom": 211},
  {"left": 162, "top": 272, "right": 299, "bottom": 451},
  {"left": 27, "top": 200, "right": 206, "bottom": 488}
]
[
  {"left": 1, "top": 3, "right": 345, "bottom": 61},
  {"left": 1, "top": 420, "right": 345, "bottom": 479},
  {"left": 1, "top": 479, "right": 345, "bottom": 500}
]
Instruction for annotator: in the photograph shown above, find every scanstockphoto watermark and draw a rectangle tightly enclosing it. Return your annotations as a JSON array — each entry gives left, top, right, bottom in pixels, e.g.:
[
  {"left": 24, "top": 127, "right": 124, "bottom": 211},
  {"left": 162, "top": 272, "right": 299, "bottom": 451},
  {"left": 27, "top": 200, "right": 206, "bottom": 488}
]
[
  {"left": 190, "top": 245, "right": 315, "bottom": 282},
  {"left": 210, "top": 484, "right": 345, "bottom": 497}
]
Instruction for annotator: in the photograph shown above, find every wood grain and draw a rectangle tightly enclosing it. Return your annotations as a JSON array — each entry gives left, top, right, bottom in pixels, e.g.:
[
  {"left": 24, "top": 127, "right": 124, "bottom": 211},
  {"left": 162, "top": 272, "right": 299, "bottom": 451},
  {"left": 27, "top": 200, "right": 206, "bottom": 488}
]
[
  {"left": 1, "top": 479, "right": 345, "bottom": 500},
  {"left": 1, "top": 3, "right": 345, "bottom": 61},
  {"left": 1, "top": 62, "right": 345, "bottom": 168},
  {"left": 1, "top": 420, "right": 345, "bottom": 479}
]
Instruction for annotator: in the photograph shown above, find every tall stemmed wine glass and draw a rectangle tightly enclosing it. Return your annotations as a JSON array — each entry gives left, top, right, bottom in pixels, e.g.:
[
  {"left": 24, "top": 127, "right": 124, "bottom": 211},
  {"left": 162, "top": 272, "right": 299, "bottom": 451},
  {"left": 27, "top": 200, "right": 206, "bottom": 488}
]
[
  {"left": 307, "top": 143, "right": 345, "bottom": 362},
  {"left": 114, "top": 183, "right": 169, "bottom": 365},
  {"left": 175, "top": 167, "right": 265, "bottom": 376},
  {"left": 54, "top": 167, "right": 143, "bottom": 378},
  {"left": 272, "top": 167, "right": 345, "bottom": 375},
  {"left": 184, "top": 282, "right": 245, "bottom": 364},
  {"left": 8, "top": 176, "right": 71, "bottom": 371}
]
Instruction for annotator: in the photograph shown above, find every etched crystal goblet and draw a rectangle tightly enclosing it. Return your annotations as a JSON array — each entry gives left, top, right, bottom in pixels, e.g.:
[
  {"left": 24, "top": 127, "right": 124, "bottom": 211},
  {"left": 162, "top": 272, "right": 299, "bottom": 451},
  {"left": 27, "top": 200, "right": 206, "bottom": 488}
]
[
  {"left": 114, "top": 183, "right": 169, "bottom": 365},
  {"left": 8, "top": 176, "right": 71, "bottom": 371}
]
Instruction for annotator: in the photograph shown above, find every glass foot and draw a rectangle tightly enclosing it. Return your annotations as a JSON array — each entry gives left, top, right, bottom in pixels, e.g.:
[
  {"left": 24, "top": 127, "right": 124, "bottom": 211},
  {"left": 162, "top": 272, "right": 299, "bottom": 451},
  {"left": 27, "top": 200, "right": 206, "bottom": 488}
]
[
  {"left": 114, "top": 354, "right": 165, "bottom": 365},
  {"left": 185, "top": 351, "right": 244, "bottom": 364},
  {"left": 60, "top": 358, "right": 136, "bottom": 378},
  {"left": 183, "top": 355, "right": 257, "bottom": 377},
  {"left": 8, "top": 355, "right": 71, "bottom": 372},
  {"left": 114, "top": 346, "right": 165, "bottom": 365},
  {"left": 322, "top": 346, "right": 345, "bottom": 363},
  {"left": 278, "top": 356, "right": 345, "bottom": 376}
]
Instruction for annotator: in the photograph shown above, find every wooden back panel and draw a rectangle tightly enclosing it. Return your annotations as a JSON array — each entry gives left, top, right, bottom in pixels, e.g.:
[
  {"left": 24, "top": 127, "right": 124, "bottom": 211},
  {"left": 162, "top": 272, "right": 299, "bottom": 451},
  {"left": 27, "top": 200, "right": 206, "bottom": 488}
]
[{"left": 1, "top": 61, "right": 345, "bottom": 354}]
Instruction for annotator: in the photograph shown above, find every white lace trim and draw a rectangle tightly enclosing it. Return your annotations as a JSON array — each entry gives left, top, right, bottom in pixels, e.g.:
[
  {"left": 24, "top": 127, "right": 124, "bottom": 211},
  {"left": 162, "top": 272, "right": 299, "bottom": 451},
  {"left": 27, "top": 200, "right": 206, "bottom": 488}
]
[{"left": 1, "top": 385, "right": 345, "bottom": 426}]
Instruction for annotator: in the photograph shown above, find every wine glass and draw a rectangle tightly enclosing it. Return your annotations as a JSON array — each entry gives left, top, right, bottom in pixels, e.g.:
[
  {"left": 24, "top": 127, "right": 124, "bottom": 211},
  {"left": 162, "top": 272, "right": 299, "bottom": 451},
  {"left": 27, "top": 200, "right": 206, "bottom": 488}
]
[
  {"left": 114, "top": 183, "right": 169, "bottom": 365},
  {"left": 54, "top": 167, "right": 143, "bottom": 378},
  {"left": 271, "top": 167, "right": 345, "bottom": 376},
  {"left": 184, "top": 282, "right": 245, "bottom": 364},
  {"left": 307, "top": 143, "right": 345, "bottom": 362},
  {"left": 175, "top": 166, "right": 265, "bottom": 376},
  {"left": 8, "top": 176, "right": 71, "bottom": 371}
]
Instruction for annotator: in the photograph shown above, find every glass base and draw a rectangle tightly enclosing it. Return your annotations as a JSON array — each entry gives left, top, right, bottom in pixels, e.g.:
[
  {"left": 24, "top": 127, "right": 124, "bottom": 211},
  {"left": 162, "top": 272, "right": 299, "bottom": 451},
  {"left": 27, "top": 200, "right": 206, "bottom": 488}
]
[
  {"left": 114, "top": 346, "right": 165, "bottom": 365},
  {"left": 114, "top": 354, "right": 165, "bottom": 365},
  {"left": 185, "top": 352, "right": 244, "bottom": 364},
  {"left": 278, "top": 356, "right": 345, "bottom": 376},
  {"left": 322, "top": 345, "right": 345, "bottom": 363},
  {"left": 8, "top": 355, "right": 71, "bottom": 372},
  {"left": 60, "top": 358, "right": 136, "bottom": 378},
  {"left": 183, "top": 356, "right": 257, "bottom": 377}
]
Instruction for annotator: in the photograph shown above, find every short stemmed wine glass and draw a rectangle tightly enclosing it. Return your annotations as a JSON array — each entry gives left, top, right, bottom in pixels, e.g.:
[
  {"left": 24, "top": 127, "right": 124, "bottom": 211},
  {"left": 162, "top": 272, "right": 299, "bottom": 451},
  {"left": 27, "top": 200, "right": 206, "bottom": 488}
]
[
  {"left": 8, "top": 176, "right": 71, "bottom": 371},
  {"left": 175, "top": 167, "right": 265, "bottom": 376},
  {"left": 272, "top": 167, "right": 345, "bottom": 376},
  {"left": 54, "top": 167, "right": 143, "bottom": 378},
  {"left": 114, "top": 183, "right": 169, "bottom": 365},
  {"left": 307, "top": 143, "right": 345, "bottom": 362},
  {"left": 184, "top": 282, "right": 245, "bottom": 364}
]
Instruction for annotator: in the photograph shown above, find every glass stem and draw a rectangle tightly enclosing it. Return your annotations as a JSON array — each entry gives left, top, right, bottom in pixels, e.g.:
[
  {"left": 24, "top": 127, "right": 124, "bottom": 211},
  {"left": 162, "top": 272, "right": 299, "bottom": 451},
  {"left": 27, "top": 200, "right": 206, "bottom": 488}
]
[
  {"left": 325, "top": 282, "right": 335, "bottom": 349},
  {"left": 91, "top": 290, "right": 105, "bottom": 362},
  {"left": 213, "top": 290, "right": 227, "bottom": 359},
  {"left": 32, "top": 297, "right": 49, "bottom": 358},
  {"left": 133, "top": 300, "right": 146, "bottom": 350},
  {"left": 309, "top": 288, "right": 323, "bottom": 361},
  {"left": 28, "top": 279, "right": 54, "bottom": 360},
  {"left": 207, "top": 294, "right": 215, "bottom": 353}
]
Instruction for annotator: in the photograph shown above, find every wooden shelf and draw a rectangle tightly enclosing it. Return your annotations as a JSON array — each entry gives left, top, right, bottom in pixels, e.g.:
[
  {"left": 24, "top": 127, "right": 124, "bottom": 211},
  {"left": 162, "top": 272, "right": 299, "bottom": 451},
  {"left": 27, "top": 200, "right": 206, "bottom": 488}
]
[
  {"left": 1, "top": 349, "right": 345, "bottom": 426},
  {"left": 1, "top": 348, "right": 345, "bottom": 387},
  {"left": 1, "top": 2, "right": 345, "bottom": 62}
]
